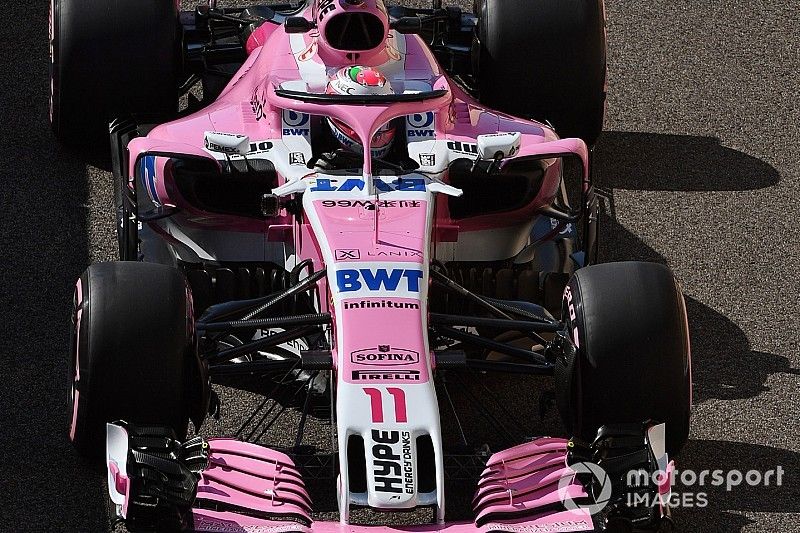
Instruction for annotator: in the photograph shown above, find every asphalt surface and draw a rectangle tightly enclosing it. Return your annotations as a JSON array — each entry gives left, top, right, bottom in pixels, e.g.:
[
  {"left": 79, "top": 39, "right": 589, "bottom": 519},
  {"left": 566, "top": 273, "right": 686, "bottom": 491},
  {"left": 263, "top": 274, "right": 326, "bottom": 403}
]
[{"left": 1, "top": 0, "right": 799, "bottom": 531}]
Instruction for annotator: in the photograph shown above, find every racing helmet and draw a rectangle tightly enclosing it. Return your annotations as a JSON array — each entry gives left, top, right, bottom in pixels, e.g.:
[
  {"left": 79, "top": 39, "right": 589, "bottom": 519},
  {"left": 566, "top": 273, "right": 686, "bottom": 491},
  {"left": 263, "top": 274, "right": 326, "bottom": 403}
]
[{"left": 326, "top": 66, "right": 396, "bottom": 159}]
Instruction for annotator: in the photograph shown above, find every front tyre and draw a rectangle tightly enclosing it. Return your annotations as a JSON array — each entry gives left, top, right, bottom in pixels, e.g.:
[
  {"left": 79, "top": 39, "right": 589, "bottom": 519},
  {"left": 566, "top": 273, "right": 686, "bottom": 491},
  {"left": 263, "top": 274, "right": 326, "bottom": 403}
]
[
  {"left": 68, "top": 262, "right": 201, "bottom": 458},
  {"left": 557, "top": 262, "right": 692, "bottom": 455}
]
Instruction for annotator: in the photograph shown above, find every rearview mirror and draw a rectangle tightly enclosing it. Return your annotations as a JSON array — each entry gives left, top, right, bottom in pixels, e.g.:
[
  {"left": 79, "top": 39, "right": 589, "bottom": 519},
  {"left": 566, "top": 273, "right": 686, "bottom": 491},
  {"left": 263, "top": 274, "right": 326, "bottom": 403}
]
[
  {"left": 477, "top": 132, "right": 521, "bottom": 161},
  {"left": 285, "top": 16, "right": 316, "bottom": 34},
  {"left": 390, "top": 17, "right": 423, "bottom": 34},
  {"left": 204, "top": 132, "right": 251, "bottom": 156}
]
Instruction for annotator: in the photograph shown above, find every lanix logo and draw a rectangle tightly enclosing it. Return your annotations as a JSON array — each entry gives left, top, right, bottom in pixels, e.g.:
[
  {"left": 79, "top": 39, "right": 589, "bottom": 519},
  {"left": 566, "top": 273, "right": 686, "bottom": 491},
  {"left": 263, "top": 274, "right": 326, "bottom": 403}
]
[
  {"left": 351, "top": 346, "right": 420, "bottom": 366},
  {"left": 336, "top": 268, "right": 423, "bottom": 294},
  {"left": 311, "top": 178, "right": 426, "bottom": 193}
]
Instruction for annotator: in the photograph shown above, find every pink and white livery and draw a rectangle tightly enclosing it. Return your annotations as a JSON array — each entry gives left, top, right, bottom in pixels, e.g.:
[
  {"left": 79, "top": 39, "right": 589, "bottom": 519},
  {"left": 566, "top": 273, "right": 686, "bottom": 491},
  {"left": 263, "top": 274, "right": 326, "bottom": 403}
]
[{"left": 54, "top": 1, "right": 691, "bottom": 531}]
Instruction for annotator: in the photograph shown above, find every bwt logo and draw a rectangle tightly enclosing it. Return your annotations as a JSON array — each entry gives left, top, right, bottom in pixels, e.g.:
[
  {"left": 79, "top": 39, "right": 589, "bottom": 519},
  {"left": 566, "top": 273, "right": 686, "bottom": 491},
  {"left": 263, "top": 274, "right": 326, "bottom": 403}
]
[
  {"left": 407, "top": 112, "right": 434, "bottom": 129},
  {"left": 337, "top": 269, "right": 424, "bottom": 293},
  {"left": 311, "top": 178, "right": 426, "bottom": 193},
  {"left": 283, "top": 110, "right": 310, "bottom": 127},
  {"left": 283, "top": 110, "right": 310, "bottom": 136},
  {"left": 407, "top": 112, "right": 435, "bottom": 138}
]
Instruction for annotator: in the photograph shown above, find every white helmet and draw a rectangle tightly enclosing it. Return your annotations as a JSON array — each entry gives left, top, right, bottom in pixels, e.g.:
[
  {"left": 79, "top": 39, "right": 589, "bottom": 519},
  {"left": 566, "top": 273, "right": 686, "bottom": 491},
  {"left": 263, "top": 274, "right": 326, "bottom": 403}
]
[{"left": 326, "top": 66, "right": 396, "bottom": 159}]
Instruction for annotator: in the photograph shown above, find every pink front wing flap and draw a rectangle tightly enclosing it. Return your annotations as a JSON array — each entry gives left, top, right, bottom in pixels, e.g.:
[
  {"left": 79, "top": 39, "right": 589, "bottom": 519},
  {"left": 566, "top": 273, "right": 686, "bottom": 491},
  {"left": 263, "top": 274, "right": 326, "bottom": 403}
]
[
  {"left": 194, "top": 439, "right": 313, "bottom": 525},
  {"left": 188, "top": 438, "right": 595, "bottom": 533}
]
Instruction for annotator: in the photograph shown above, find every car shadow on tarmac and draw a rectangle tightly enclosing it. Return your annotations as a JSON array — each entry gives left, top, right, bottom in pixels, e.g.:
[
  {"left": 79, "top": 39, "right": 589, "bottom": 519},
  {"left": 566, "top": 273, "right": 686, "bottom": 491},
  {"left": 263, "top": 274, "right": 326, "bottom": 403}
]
[
  {"left": 594, "top": 131, "right": 792, "bottom": 405},
  {"left": 595, "top": 131, "right": 798, "bottom": 530},
  {"left": 595, "top": 131, "right": 780, "bottom": 191},
  {"left": 0, "top": 137, "right": 110, "bottom": 528},
  {"left": 677, "top": 439, "right": 800, "bottom": 531}
]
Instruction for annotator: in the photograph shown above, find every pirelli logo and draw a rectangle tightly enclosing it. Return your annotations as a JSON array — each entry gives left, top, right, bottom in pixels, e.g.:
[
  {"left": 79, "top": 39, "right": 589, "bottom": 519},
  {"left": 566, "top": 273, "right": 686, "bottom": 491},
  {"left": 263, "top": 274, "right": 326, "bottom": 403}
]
[{"left": 352, "top": 370, "right": 421, "bottom": 381}]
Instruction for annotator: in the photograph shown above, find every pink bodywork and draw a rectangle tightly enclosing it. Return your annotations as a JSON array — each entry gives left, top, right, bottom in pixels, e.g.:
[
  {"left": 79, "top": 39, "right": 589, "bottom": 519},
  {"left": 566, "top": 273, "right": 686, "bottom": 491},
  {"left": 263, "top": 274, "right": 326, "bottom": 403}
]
[
  {"left": 126, "top": 0, "right": 587, "bottom": 235},
  {"left": 120, "top": 1, "right": 594, "bottom": 529}
]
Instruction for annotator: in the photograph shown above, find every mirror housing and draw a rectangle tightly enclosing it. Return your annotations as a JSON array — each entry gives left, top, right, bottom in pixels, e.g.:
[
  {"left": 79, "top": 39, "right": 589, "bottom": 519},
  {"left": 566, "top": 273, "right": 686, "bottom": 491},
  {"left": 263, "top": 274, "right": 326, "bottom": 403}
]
[
  {"left": 477, "top": 132, "right": 522, "bottom": 160},
  {"left": 285, "top": 16, "right": 316, "bottom": 34},
  {"left": 391, "top": 17, "right": 423, "bottom": 34},
  {"left": 204, "top": 132, "right": 251, "bottom": 156}
]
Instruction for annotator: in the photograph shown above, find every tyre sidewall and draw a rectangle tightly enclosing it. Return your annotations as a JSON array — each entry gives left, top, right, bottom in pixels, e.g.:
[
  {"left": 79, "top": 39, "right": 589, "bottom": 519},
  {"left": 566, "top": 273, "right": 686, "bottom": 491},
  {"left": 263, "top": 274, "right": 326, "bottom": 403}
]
[
  {"left": 561, "top": 262, "right": 691, "bottom": 454},
  {"left": 68, "top": 263, "right": 197, "bottom": 457},
  {"left": 51, "top": 0, "right": 180, "bottom": 144},
  {"left": 476, "top": 0, "right": 607, "bottom": 145}
]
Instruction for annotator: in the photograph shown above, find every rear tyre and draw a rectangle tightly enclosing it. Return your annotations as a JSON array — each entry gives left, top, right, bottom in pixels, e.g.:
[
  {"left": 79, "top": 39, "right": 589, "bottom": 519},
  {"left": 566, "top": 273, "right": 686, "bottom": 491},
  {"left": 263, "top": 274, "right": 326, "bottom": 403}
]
[
  {"left": 557, "top": 262, "right": 691, "bottom": 455},
  {"left": 68, "top": 262, "right": 200, "bottom": 458},
  {"left": 49, "top": 0, "right": 180, "bottom": 145},
  {"left": 474, "top": 0, "right": 607, "bottom": 146}
]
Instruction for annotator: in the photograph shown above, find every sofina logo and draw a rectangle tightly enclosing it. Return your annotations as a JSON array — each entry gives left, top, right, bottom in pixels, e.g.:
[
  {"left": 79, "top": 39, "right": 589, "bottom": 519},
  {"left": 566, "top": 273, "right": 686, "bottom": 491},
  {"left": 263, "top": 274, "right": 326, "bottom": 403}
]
[{"left": 351, "top": 347, "right": 420, "bottom": 366}]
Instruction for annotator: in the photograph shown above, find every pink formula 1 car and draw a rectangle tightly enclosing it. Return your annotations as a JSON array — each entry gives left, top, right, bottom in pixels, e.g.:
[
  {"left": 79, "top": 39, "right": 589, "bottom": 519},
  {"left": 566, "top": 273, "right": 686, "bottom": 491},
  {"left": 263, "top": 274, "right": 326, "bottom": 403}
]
[{"left": 53, "top": 1, "right": 690, "bottom": 531}]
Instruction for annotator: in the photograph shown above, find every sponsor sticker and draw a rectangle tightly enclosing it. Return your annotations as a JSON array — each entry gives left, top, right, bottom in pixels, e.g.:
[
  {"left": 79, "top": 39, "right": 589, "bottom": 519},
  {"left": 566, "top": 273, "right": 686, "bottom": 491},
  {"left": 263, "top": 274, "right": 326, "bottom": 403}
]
[
  {"left": 371, "top": 430, "right": 414, "bottom": 495},
  {"left": 311, "top": 177, "right": 427, "bottom": 193},
  {"left": 407, "top": 113, "right": 435, "bottom": 140},
  {"left": 251, "top": 87, "right": 267, "bottom": 121},
  {"left": 141, "top": 155, "right": 160, "bottom": 206},
  {"left": 336, "top": 268, "right": 423, "bottom": 296},
  {"left": 419, "top": 153, "right": 436, "bottom": 167},
  {"left": 289, "top": 152, "right": 307, "bottom": 166},
  {"left": 351, "top": 346, "right": 420, "bottom": 366},
  {"left": 248, "top": 141, "right": 274, "bottom": 154},
  {"left": 447, "top": 140, "right": 478, "bottom": 157},
  {"left": 317, "top": 0, "right": 336, "bottom": 21},
  {"left": 352, "top": 370, "right": 421, "bottom": 381},
  {"left": 283, "top": 110, "right": 310, "bottom": 136},
  {"left": 335, "top": 249, "right": 361, "bottom": 260},
  {"left": 320, "top": 200, "right": 422, "bottom": 208},
  {"left": 343, "top": 299, "right": 420, "bottom": 310},
  {"left": 407, "top": 112, "right": 435, "bottom": 129}
]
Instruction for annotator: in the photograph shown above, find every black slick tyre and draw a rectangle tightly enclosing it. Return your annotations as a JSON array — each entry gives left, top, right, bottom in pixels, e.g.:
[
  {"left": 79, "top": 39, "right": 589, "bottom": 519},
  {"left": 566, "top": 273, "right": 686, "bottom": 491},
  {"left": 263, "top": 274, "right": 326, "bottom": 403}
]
[
  {"left": 474, "top": 0, "right": 607, "bottom": 146},
  {"left": 68, "top": 262, "right": 200, "bottom": 458},
  {"left": 557, "top": 262, "right": 691, "bottom": 455},
  {"left": 49, "top": 0, "right": 180, "bottom": 145}
]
